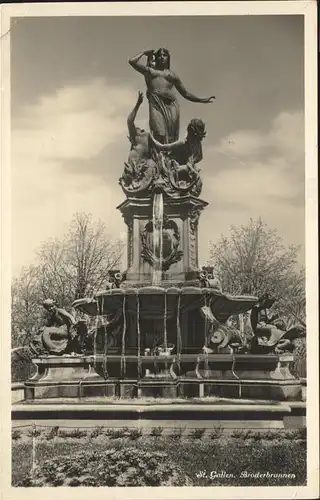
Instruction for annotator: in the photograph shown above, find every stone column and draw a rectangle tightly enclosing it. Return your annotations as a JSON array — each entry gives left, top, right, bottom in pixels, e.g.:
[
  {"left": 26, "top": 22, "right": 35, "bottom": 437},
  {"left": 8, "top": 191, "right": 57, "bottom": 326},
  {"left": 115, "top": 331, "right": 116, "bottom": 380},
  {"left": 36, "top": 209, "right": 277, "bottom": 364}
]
[{"left": 117, "top": 194, "right": 208, "bottom": 286}]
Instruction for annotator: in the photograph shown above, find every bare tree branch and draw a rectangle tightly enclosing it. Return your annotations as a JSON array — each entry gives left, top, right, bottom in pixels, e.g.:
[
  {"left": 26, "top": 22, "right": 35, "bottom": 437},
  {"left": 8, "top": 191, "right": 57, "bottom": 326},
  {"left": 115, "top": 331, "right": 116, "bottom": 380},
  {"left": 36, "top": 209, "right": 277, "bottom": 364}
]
[
  {"left": 208, "top": 218, "right": 305, "bottom": 326},
  {"left": 11, "top": 213, "right": 125, "bottom": 346}
]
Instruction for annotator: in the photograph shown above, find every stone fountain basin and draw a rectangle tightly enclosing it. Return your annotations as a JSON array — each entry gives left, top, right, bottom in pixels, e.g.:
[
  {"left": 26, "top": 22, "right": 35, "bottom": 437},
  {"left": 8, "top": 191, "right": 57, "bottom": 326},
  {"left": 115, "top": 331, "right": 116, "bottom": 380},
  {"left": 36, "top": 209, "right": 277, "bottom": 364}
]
[{"left": 73, "top": 287, "right": 258, "bottom": 322}]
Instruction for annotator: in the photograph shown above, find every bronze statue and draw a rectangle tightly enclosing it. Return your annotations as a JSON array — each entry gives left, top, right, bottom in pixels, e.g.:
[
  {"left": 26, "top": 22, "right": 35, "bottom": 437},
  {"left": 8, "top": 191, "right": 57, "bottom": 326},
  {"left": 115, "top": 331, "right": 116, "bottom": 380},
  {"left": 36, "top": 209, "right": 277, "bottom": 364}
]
[
  {"left": 200, "top": 307, "right": 243, "bottom": 354},
  {"left": 126, "top": 91, "right": 151, "bottom": 167},
  {"left": 199, "top": 266, "right": 222, "bottom": 290},
  {"left": 147, "top": 118, "right": 206, "bottom": 197},
  {"left": 129, "top": 48, "right": 215, "bottom": 144},
  {"left": 249, "top": 294, "right": 305, "bottom": 354},
  {"left": 32, "top": 299, "right": 81, "bottom": 355},
  {"left": 120, "top": 91, "right": 156, "bottom": 194},
  {"left": 120, "top": 87, "right": 208, "bottom": 198},
  {"left": 149, "top": 118, "right": 206, "bottom": 166}
]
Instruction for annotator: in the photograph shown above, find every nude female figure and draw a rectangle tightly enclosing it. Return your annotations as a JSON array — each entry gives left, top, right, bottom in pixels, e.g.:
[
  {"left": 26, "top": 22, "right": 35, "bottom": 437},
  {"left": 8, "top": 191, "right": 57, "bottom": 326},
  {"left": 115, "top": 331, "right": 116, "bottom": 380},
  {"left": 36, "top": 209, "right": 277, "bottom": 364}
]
[
  {"left": 120, "top": 91, "right": 156, "bottom": 191},
  {"left": 129, "top": 48, "right": 215, "bottom": 144}
]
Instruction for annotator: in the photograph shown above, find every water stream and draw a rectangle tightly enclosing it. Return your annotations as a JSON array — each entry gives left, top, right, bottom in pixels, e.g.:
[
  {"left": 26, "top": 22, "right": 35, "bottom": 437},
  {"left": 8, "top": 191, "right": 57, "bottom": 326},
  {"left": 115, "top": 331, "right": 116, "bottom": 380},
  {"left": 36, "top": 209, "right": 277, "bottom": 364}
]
[
  {"left": 93, "top": 306, "right": 100, "bottom": 374},
  {"left": 102, "top": 295, "right": 108, "bottom": 379},
  {"left": 136, "top": 293, "right": 141, "bottom": 379},
  {"left": 176, "top": 294, "right": 182, "bottom": 362},
  {"left": 163, "top": 292, "right": 168, "bottom": 376},
  {"left": 163, "top": 292, "right": 168, "bottom": 350},
  {"left": 121, "top": 296, "right": 127, "bottom": 377},
  {"left": 204, "top": 294, "right": 209, "bottom": 374},
  {"left": 152, "top": 192, "right": 164, "bottom": 285}
]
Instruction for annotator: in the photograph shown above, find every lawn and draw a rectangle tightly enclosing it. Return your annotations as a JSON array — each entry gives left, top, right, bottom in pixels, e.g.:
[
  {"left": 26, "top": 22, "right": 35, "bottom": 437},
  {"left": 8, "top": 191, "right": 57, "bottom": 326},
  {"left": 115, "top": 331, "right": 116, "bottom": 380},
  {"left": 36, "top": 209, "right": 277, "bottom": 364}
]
[{"left": 12, "top": 426, "right": 306, "bottom": 487}]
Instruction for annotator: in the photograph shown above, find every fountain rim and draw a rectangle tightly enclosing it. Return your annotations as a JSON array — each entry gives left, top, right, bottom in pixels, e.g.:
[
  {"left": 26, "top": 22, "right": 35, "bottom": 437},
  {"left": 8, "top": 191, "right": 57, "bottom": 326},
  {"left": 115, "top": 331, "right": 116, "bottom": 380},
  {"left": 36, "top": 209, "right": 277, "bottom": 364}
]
[
  {"left": 116, "top": 193, "right": 210, "bottom": 209},
  {"left": 73, "top": 287, "right": 258, "bottom": 309}
]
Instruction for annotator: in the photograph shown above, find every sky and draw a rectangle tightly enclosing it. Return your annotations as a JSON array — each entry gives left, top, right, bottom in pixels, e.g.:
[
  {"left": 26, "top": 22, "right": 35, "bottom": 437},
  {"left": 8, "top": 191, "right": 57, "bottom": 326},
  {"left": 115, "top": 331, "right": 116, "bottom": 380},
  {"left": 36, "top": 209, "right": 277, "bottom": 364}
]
[{"left": 11, "top": 14, "right": 305, "bottom": 277}]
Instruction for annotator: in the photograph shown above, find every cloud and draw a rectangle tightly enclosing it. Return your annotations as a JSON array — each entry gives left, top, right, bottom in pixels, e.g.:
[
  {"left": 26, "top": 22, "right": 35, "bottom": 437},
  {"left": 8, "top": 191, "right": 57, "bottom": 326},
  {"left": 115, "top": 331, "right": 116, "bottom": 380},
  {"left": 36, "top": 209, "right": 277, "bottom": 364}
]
[
  {"left": 12, "top": 79, "right": 137, "bottom": 275},
  {"left": 205, "top": 110, "right": 304, "bottom": 203},
  {"left": 270, "top": 111, "right": 304, "bottom": 154},
  {"left": 210, "top": 110, "right": 304, "bottom": 162},
  {"left": 12, "top": 83, "right": 305, "bottom": 277},
  {"left": 13, "top": 78, "right": 137, "bottom": 161},
  {"left": 198, "top": 110, "right": 305, "bottom": 266}
]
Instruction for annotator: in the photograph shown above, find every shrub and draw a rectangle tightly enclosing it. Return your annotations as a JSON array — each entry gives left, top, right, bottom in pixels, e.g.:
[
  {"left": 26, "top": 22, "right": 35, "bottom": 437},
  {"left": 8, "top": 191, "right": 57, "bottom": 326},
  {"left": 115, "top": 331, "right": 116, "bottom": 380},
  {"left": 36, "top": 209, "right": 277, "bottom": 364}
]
[
  {"left": 261, "top": 429, "right": 297, "bottom": 441},
  {"left": 150, "top": 426, "right": 163, "bottom": 437},
  {"left": 230, "top": 429, "right": 266, "bottom": 440},
  {"left": 170, "top": 427, "right": 185, "bottom": 439},
  {"left": 44, "top": 426, "right": 59, "bottom": 440},
  {"left": 251, "top": 431, "right": 262, "bottom": 441},
  {"left": 12, "top": 429, "right": 22, "bottom": 440},
  {"left": 19, "top": 447, "right": 192, "bottom": 486},
  {"left": 230, "top": 429, "right": 251, "bottom": 439},
  {"left": 261, "top": 430, "right": 279, "bottom": 440},
  {"left": 104, "top": 427, "right": 143, "bottom": 440},
  {"left": 128, "top": 428, "right": 142, "bottom": 440},
  {"left": 11, "top": 347, "right": 37, "bottom": 382},
  {"left": 57, "top": 428, "right": 87, "bottom": 439},
  {"left": 283, "top": 428, "right": 306, "bottom": 441},
  {"left": 27, "top": 426, "right": 42, "bottom": 438},
  {"left": 106, "top": 427, "right": 130, "bottom": 439},
  {"left": 297, "top": 427, "right": 307, "bottom": 440},
  {"left": 189, "top": 428, "right": 206, "bottom": 440},
  {"left": 89, "top": 426, "right": 104, "bottom": 438},
  {"left": 283, "top": 430, "right": 298, "bottom": 440},
  {"left": 290, "top": 338, "right": 306, "bottom": 378},
  {"left": 209, "top": 425, "right": 223, "bottom": 439}
]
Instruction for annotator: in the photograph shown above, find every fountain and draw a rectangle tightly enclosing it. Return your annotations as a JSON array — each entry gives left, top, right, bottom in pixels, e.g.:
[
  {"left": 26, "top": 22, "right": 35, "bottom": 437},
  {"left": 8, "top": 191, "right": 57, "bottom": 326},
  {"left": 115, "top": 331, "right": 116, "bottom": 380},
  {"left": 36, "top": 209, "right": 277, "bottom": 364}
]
[{"left": 21, "top": 48, "right": 305, "bottom": 407}]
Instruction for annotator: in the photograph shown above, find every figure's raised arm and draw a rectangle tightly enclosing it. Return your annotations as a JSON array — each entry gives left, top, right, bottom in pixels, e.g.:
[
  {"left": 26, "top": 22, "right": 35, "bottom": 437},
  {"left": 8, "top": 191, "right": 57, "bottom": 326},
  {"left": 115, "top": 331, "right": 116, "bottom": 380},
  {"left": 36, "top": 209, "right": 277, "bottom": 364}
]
[
  {"left": 128, "top": 50, "right": 153, "bottom": 75},
  {"left": 127, "top": 92, "right": 144, "bottom": 143},
  {"left": 171, "top": 73, "right": 215, "bottom": 103},
  {"left": 59, "top": 309, "right": 76, "bottom": 327}
]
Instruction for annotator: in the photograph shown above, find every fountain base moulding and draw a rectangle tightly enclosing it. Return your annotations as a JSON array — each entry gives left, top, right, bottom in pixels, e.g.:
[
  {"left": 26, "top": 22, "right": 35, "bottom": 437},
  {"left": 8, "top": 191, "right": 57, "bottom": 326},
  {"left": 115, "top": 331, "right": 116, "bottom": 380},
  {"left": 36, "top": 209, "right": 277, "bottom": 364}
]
[
  {"left": 24, "top": 356, "right": 117, "bottom": 400},
  {"left": 180, "top": 354, "right": 302, "bottom": 401},
  {"left": 23, "top": 353, "right": 302, "bottom": 402}
]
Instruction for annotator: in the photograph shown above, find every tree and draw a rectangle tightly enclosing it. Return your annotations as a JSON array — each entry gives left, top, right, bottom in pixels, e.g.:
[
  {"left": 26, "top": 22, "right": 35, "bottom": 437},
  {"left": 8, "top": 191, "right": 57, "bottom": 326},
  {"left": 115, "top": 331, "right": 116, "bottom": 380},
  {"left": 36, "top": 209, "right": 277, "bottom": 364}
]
[
  {"left": 11, "top": 265, "right": 43, "bottom": 347},
  {"left": 275, "top": 267, "right": 306, "bottom": 328},
  {"left": 208, "top": 218, "right": 305, "bottom": 327},
  {"left": 11, "top": 213, "right": 125, "bottom": 345},
  {"left": 36, "top": 213, "right": 124, "bottom": 302}
]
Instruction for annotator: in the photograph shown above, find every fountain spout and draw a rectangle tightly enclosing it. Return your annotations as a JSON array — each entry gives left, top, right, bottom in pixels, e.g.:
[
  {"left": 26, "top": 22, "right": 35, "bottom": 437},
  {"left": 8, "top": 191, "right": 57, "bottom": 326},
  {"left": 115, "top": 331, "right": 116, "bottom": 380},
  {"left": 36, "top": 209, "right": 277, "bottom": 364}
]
[{"left": 152, "top": 191, "right": 164, "bottom": 285}]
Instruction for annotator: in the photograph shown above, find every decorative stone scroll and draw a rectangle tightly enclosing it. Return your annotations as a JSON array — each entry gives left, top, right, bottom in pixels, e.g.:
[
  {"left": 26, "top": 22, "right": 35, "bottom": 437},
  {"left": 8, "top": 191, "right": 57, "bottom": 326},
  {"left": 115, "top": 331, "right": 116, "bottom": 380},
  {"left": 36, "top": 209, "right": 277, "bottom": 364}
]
[{"left": 140, "top": 215, "right": 183, "bottom": 271}]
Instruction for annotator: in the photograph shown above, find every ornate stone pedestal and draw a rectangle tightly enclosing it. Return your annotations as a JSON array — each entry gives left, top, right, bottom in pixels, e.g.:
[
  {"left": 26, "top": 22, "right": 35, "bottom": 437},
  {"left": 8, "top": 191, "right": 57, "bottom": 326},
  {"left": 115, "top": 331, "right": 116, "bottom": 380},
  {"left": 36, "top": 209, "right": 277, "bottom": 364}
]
[
  {"left": 24, "top": 356, "right": 115, "bottom": 400},
  {"left": 137, "top": 380, "right": 178, "bottom": 398},
  {"left": 23, "top": 353, "right": 302, "bottom": 402},
  {"left": 179, "top": 354, "right": 302, "bottom": 401},
  {"left": 117, "top": 195, "right": 208, "bottom": 285}
]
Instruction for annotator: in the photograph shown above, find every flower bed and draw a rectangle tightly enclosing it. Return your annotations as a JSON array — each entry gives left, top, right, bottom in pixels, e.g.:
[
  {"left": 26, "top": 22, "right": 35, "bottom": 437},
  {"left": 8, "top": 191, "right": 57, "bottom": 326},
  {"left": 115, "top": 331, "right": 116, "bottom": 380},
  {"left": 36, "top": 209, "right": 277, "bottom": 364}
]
[{"left": 12, "top": 427, "right": 306, "bottom": 487}]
